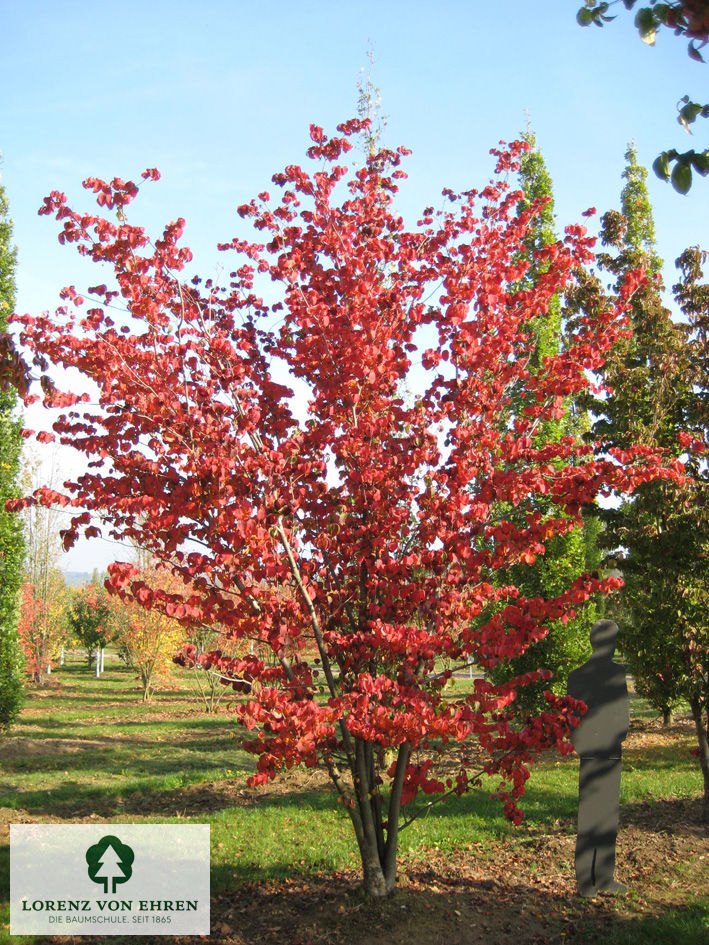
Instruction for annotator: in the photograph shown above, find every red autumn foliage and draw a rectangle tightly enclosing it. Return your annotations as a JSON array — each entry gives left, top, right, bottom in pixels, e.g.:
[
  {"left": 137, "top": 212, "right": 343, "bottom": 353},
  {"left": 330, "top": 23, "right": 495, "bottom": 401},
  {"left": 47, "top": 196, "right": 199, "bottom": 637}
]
[
  {"left": 17, "top": 578, "right": 67, "bottom": 685},
  {"left": 8, "top": 120, "right": 683, "bottom": 896}
]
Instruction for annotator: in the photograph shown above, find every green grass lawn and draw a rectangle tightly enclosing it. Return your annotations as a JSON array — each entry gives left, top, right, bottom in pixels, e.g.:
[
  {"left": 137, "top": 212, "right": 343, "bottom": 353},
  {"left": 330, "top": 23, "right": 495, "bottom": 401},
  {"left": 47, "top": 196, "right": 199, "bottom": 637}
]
[
  {"left": 0, "top": 657, "right": 254, "bottom": 819},
  {"left": 0, "top": 653, "right": 706, "bottom": 945}
]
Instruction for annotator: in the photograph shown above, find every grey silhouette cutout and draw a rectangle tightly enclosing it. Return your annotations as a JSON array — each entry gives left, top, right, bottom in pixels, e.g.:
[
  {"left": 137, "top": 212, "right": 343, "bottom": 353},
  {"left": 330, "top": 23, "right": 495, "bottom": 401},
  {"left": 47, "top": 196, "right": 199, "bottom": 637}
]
[{"left": 566, "top": 619, "right": 629, "bottom": 897}]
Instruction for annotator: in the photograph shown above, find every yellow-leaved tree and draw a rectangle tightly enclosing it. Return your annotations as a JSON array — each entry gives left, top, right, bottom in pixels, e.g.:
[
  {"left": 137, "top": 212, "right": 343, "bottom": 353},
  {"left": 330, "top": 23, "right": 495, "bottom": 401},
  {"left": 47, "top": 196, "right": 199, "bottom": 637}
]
[{"left": 112, "top": 559, "right": 186, "bottom": 702}]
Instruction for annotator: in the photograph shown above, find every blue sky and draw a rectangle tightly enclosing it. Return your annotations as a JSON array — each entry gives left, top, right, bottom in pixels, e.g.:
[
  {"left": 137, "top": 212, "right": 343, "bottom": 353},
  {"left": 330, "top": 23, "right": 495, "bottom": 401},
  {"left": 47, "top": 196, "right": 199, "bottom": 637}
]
[{"left": 2, "top": 0, "right": 708, "bottom": 571}]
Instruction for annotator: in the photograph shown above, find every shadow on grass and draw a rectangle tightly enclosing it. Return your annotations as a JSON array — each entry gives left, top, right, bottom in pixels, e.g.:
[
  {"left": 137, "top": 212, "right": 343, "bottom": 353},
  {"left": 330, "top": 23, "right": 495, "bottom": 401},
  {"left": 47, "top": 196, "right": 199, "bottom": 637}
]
[
  {"left": 4, "top": 748, "right": 702, "bottom": 839},
  {"left": 3, "top": 728, "right": 237, "bottom": 757},
  {"left": 14, "top": 716, "right": 236, "bottom": 739},
  {"left": 21, "top": 693, "right": 210, "bottom": 711},
  {"left": 619, "top": 793, "right": 706, "bottom": 833},
  {"left": 0, "top": 761, "right": 578, "bottom": 826},
  {"left": 0, "top": 770, "right": 253, "bottom": 819},
  {"left": 622, "top": 751, "right": 698, "bottom": 773},
  {"left": 0, "top": 747, "right": 237, "bottom": 779},
  {"left": 1, "top": 736, "right": 235, "bottom": 766},
  {"left": 21, "top": 663, "right": 215, "bottom": 710}
]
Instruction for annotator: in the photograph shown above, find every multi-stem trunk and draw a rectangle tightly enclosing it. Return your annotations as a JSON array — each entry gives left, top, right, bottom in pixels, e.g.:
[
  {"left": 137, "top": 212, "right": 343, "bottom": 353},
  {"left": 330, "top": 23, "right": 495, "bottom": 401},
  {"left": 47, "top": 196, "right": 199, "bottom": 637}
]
[
  {"left": 341, "top": 738, "right": 411, "bottom": 898},
  {"left": 277, "top": 521, "right": 413, "bottom": 894},
  {"left": 689, "top": 696, "right": 709, "bottom": 825}
]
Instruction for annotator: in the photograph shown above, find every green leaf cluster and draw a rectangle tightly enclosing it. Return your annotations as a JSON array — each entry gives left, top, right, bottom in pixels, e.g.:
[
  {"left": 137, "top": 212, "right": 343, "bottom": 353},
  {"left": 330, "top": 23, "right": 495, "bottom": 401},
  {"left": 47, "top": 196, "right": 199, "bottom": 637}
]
[
  {"left": 653, "top": 146, "right": 709, "bottom": 193},
  {"left": 0, "top": 166, "right": 25, "bottom": 730},
  {"left": 576, "top": 2, "right": 709, "bottom": 192},
  {"left": 576, "top": 2, "right": 617, "bottom": 28}
]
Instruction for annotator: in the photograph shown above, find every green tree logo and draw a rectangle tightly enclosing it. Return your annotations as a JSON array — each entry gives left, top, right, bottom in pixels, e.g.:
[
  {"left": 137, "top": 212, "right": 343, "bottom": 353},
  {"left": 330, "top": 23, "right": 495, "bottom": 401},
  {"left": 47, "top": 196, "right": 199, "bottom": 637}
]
[{"left": 86, "top": 835, "right": 134, "bottom": 894}]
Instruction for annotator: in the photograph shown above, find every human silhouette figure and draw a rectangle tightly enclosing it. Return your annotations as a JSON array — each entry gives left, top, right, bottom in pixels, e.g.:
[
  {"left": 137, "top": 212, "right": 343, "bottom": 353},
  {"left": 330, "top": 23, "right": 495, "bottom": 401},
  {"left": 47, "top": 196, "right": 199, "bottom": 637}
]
[{"left": 566, "top": 619, "right": 629, "bottom": 897}]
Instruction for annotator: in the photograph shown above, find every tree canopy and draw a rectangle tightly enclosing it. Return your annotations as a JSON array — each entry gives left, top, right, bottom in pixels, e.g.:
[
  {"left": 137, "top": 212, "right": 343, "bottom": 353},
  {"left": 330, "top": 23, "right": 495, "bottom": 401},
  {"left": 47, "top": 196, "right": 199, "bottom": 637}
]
[{"left": 9, "top": 121, "right": 684, "bottom": 893}]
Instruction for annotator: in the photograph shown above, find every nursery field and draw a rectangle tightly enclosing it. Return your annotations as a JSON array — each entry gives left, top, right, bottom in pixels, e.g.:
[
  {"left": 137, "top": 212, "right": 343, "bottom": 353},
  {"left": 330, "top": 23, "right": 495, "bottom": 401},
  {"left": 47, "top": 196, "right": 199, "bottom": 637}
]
[{"left": 0, "top": 653, "right": 706, "bottom": 945}]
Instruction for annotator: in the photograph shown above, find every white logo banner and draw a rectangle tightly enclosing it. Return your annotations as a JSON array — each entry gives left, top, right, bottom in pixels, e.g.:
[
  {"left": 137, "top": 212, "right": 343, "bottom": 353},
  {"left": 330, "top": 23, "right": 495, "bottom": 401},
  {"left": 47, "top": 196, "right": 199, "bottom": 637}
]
[{"left": 11, "top": 823, "right": 210, "bottom": 935}]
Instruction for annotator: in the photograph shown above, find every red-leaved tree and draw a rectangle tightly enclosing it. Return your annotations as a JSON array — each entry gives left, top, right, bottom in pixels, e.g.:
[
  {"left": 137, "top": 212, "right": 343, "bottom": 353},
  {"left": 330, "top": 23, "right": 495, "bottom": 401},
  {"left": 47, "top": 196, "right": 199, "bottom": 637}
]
[{"left": 9, "top": 121, "right": 683, "bottom": 896}]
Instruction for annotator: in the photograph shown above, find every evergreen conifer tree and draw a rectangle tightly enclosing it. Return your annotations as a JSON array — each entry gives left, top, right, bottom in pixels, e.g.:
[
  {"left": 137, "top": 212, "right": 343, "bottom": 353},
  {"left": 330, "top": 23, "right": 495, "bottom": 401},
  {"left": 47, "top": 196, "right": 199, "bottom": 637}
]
[
  {"left": 0, "top": 164, "right": 25, "bottom": 729},
  {"left": 588, "top": 143, "right": 709, "bottom": 818},
  {"left": 489, "top": 132, "right": 601, "bottom": 715},
  {"left": 619, "top": 143, "right": 662, "bottom": 272},
  {"left": 591, "top": 145, "right": 693, "bottom": 725}
]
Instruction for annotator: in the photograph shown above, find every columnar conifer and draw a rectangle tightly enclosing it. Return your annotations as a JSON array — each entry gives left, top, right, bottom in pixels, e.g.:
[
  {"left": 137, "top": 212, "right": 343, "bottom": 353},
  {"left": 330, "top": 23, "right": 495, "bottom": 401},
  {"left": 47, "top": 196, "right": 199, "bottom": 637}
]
[
  {"left": 0, "top": 166, "right": 25, "bottom": 728},
  {"left": 490, "top": 132, "right": 600, "bottom": 715},
  {"left": 588, "top": 144, "right": 709, "bottom": 818}
]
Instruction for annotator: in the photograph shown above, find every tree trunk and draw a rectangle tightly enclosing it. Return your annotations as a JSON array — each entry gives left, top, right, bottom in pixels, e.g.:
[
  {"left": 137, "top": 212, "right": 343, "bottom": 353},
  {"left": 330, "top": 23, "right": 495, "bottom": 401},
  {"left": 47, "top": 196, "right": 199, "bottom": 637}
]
[
  {"left": 353, "top": 823, "right": 391, "bottom": 897},
  {"left": 34, "top": 644, "right": 47, "bottom": 686},
  {"left": 141, "top": 667, "right": 153, "bottom": 702},
  {"left": 662, "top": 706, "right": 673, "bottom": 727},
  {"left": 346, "top": 738, "right": 410, "bottom": 898},
  {"left": 689, "top": 696, "right": 709, "bottom": 826}
]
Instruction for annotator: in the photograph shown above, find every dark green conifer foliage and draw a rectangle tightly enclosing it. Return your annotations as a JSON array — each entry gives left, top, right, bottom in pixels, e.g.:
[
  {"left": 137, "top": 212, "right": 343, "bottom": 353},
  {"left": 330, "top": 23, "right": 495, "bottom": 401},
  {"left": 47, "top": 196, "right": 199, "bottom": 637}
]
[
  {"left": 592, "top": 146, "right": 693, "bottom": 724},
  {"left": 670, "top": 247, "right": 709, "bottom": 814},
  {"left": 0, "top": 166, "right": 25, "bottom": 729},
  {"left": 489, "top": 132, "right": 600, "bottom": 716},
  {"left": 589, "top": 145, "right": 709, "bottom": 819}
]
